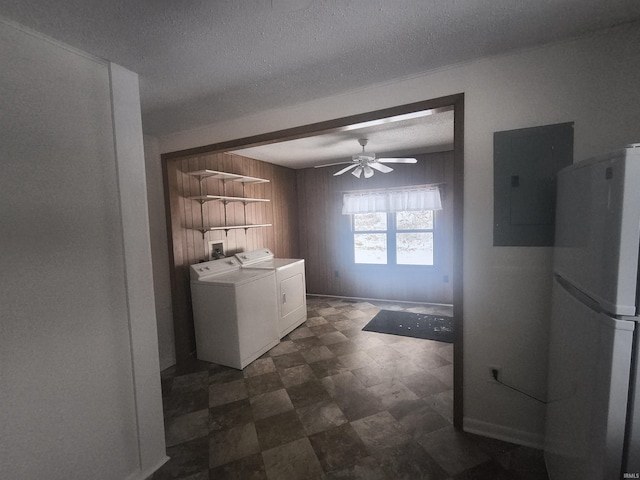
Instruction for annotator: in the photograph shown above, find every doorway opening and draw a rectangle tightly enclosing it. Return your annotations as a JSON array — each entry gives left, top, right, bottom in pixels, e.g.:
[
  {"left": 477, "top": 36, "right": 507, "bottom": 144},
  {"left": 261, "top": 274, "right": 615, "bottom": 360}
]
[{"left": 161, "top": 94, "right": 464, "bottom": 427}]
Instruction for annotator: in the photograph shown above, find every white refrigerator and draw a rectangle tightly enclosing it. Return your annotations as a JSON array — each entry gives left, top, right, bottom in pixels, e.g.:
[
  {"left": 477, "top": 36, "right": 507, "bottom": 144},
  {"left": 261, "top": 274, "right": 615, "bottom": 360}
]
[{"left": 545, "top": 144, "right": 640, "bottom": 479}]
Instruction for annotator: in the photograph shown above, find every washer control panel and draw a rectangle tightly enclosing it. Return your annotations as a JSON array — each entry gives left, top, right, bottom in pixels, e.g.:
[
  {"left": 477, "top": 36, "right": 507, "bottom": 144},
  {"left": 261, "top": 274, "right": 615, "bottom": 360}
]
[{"left": 190, "top": 257, "right": 241, "bottom": 280}]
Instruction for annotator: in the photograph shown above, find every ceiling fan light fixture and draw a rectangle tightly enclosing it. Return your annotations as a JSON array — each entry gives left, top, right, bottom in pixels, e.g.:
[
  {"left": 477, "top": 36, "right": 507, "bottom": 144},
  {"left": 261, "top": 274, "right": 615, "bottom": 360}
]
[
  {"left": 352, "top": 166, "right": 363, "bottom": 178},
  {"left": 363, "top": 165, "right": 374, "bottom": 178}
]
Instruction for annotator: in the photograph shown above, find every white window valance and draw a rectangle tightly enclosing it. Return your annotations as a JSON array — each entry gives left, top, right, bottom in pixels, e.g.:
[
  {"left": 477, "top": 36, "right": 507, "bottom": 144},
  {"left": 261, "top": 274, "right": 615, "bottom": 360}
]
[
  {"left": 342, "top": 186, "right": 442, "bottom": 215},
  {"left": 341, "top": 191, "right": 388, "bottom": 214}
]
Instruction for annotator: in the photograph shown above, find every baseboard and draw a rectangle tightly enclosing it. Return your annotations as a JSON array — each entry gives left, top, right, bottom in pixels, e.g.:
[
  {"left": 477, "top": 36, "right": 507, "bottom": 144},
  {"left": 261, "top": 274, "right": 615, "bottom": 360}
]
[
  {"left": 307, "top": 293, "right": 453, "bottom": 307},
  {"left": 463, "top": 417, "right": 545, "bottom": 450},
  {"left": 125, "top": 455, "right": 170, "bottom": 480}
]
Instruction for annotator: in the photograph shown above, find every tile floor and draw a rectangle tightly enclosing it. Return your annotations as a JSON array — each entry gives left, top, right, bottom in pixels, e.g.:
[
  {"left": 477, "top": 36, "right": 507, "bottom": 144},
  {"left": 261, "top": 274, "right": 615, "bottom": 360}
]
[{"left": 152, "top": 296, "right": 549, "bottom": 480}]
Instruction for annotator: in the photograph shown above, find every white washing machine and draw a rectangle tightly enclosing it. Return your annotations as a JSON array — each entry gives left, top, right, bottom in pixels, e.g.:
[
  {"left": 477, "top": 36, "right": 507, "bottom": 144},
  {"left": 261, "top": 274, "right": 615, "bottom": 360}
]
[
  {"left": 190, "top": 257, "right": 279, "bottom": 369},
  {"left": 235, "top": 248, "right": 307, "bottom": 338}
]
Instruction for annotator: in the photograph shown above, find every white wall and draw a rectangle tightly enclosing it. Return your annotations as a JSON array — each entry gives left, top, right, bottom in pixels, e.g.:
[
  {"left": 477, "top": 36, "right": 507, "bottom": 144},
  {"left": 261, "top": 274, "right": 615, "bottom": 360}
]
[
  {"left": 144, "top": 135, "right": 176, "bottom": 370},
  {"left": 156, "top": 22, "right": 640, "bottom": 446},
  {"left": 0, "top": 20, "right": 167, "bottom": 479}
]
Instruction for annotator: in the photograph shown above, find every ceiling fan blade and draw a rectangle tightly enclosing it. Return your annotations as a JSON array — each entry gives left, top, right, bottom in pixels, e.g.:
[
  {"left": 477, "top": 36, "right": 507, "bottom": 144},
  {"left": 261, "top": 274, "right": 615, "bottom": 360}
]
[
  {"left": 351, "top": 166, "right": 363, "bottom": 178},
  {"left": 369, "top": 162, "right": 393, "bottom": 173},
  {"left": 377, "top": 157, "right": 417, "bottom": 164},
  {"left": 315, "top": 161, "right": 355, "bottom": 168},
  {"left": 333, "top": 163, "right": 359, "bottom": 176}
]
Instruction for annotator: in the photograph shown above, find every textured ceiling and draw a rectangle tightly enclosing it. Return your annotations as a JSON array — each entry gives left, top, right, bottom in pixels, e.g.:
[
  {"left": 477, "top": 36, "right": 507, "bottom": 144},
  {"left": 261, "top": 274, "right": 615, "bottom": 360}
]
[
  {"left": 0, "top": 0, "right": 640, "bottom": 135},
  {"left": 1, "top": 0, "right": 639, "bottom": 142},
  {"left": 232, "top": 108, "right": 454, "bottom": 169}
]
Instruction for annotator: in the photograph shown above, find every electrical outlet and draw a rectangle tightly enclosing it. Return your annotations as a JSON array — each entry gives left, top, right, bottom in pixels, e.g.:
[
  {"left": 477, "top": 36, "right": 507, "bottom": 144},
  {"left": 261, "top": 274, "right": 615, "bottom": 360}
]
[{"left": 487, "top": 365, "right": 501, "bottom": 383}]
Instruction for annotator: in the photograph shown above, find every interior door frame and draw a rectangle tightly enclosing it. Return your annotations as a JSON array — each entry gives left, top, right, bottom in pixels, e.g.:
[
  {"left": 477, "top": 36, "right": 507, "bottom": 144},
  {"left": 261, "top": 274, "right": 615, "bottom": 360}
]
[{"left": 161, "top": 93, "right": 465, "bottom": 428}]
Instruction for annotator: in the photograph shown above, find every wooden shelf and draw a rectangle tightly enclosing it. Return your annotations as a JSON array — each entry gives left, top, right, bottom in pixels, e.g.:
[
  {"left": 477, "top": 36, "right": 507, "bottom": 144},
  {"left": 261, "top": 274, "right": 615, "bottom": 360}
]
[
  {"left": 189, "top": 195, "right": 270, "bottom": 205},
  {"left": 200, "top": 224, "right": 273, "bottom": 233},
  {"left": 187, "top": 170, "right": 269, "bottom": 184}
]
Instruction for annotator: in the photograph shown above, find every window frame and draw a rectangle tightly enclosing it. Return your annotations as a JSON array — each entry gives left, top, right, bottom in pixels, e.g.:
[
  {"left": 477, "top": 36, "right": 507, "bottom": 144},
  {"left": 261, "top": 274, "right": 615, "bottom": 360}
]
[{"left": 350, "top": 209, "right": 437, "bottom": 269}]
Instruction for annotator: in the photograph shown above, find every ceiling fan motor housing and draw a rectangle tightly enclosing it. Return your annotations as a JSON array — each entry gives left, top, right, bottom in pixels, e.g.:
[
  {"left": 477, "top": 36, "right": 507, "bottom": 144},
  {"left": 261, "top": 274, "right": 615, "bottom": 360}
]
[{"left": 353, "top": 153, "right": 376, "bottom": 163}]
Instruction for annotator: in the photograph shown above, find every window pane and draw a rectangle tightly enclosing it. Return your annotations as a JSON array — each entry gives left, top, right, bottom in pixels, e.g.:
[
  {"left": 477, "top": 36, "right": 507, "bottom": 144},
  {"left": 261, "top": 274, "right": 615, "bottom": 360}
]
[
  {"left": 396, "top": 232, "right": 433, "bottom": 265},
  {"left": 354, "top": 212, "right": 387, "bottom": 231},
  {"left": 396, "top": 210, "right": 433, "bottom": 230},
  {"left": 354, "top": 233, "right": 387, "bottom": 264}
]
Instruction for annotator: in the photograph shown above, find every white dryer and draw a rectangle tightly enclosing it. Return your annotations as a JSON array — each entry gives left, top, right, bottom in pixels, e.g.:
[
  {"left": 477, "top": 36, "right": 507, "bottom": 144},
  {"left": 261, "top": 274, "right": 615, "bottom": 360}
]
[
  {"left": 190, "top": 257, "right": 279, "bottom": 369},
  {"left": 235, "top": 248, "right": 307, "bottom": 338}
]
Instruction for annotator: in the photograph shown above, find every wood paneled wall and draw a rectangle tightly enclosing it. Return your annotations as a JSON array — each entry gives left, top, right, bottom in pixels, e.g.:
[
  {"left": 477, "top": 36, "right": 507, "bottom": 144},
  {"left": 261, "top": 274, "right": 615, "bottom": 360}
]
[
  {"left": 164, "top": 149, "right": 453, "bottom": 363},
  {"left": 296, "top": 151, "right": 454, "bottom": 304},
  {"left": 164, "top": 152, "right": 299, "bottom": 363}
]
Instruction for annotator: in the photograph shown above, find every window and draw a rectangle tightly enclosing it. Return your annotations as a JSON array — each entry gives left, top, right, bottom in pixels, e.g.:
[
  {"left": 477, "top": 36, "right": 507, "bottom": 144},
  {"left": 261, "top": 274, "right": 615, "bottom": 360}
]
[
  {"left": 395, "top": 210, "right": 434, "bottom": 265},
  {"left": 353, "top": 212, "right": 388, "bottom": 264},
  {"left": 344, "top": 185, "right": 442, "bottom": 267},
  {"left": 352, "top": 210, "right": 435, "bottom": 266}
]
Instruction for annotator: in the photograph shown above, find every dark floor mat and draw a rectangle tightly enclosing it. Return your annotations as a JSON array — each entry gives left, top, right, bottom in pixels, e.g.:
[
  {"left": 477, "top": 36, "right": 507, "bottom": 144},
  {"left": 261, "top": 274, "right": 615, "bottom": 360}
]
[{"left": 362, "top": 310, "right": 454, "bottom": 343}]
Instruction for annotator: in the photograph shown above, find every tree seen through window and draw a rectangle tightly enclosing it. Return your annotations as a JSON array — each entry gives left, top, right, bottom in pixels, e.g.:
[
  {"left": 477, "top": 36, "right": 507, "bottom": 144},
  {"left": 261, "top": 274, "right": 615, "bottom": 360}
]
[{"left": 353, "top": 210, "right": 434, "bottom": 266}]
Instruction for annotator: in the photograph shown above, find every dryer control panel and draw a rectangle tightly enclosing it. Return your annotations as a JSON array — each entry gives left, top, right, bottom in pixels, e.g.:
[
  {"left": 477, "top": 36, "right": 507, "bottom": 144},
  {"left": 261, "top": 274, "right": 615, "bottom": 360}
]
[{"left": 235, "top": 248, "right": 274, "bottom": 265}]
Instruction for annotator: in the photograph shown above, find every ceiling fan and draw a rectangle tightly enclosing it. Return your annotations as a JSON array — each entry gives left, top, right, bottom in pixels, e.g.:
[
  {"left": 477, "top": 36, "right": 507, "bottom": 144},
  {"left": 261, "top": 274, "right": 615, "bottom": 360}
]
[{"left": 314, "top": 138, "right": 417, "bottom": 178}]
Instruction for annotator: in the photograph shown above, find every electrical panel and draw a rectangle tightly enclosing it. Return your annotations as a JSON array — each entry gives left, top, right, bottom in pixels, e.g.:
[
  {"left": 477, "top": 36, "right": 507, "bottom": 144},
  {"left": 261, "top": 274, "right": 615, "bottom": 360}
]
[{"left": 493, "top": 122, "right": 573, "bottom": 246}]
